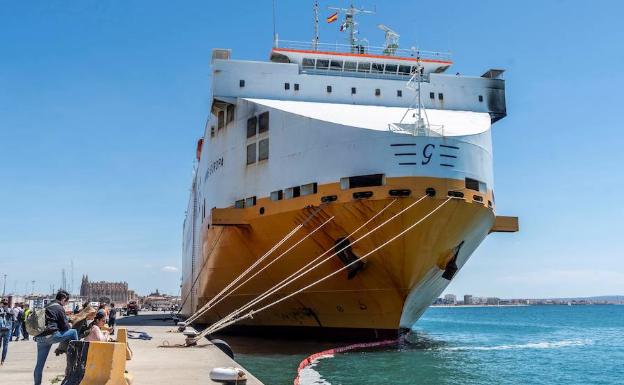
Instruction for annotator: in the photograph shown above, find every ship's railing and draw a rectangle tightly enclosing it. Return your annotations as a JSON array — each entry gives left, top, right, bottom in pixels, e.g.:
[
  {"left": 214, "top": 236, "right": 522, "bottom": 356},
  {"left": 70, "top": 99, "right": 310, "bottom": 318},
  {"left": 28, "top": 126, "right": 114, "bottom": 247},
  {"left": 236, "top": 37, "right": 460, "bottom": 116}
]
[
  {"left": 388, "top": 122, "right": 445, "bottom": 137},
  {"left": 275, "top": 40, "right": 452, "bottom": 62}
]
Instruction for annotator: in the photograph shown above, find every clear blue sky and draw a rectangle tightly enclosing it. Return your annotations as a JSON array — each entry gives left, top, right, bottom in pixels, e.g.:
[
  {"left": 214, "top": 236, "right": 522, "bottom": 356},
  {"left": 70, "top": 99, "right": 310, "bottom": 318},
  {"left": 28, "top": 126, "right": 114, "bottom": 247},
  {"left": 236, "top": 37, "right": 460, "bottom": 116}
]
[{"left": 1, "top": 1, "right": 622, "bottom": 298}]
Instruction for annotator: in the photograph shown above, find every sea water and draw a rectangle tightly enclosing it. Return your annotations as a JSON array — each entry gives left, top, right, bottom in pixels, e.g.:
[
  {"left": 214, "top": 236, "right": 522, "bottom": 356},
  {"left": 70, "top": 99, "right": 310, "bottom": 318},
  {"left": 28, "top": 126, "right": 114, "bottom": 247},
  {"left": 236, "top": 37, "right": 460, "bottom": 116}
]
[{"left": 236, "top": 305, "right": 624, "bottom": 385}]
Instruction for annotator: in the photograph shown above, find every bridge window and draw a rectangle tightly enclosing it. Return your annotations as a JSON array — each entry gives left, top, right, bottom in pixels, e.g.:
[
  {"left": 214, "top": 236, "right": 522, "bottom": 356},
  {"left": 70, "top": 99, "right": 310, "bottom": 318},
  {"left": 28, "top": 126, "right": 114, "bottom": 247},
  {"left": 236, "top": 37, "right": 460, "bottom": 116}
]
[
  {"left": 294, "top": 83, "right": 300, "bottom": 91},
  {"left": 235, "top": 199, "right": 245, "bottom": 209},
  {"left": 398, "top": 65, "right": 411, "bottom": 75},
  {"left": 351, "top": 87, "right": 356, "bottom": 95},
  {"left": 430, "top": 92, "right": 435, "bottom": 99},
  {"left": 371, "top": 63, "right": 384, "bottom": 73},
  {"left": 246, "top": 116, "right": 257, "bottom": 138},
  {"left": 478, "top": 95, "right": 483, "bottom": 102},
  {"left": 327, "top": 85, "right": 332, "bottom": 93},
  {"left": 258, "top": 138, "right": 269, "bottom": 161},
  {"left": 357, "top": 62, "right": 371, "bottom": 73},
  {"left": 246, "top": 143, "right": 256, "bottom": 165},
  {"left": 344, "top": 61, "right": 357, "bottom": 71},
  {"left": 302, "top": 58, "right": 315, "bottom": 69},
  {"left": 330, "top": 60, "right": 343, "bottom": 71},
  {"left": 375, "top": 88, "right": 381, "bottom": 96},
  {"left": 284, "top": 82, "right": 290, "bottom": 90},
  {"left": 259, "top": 111, "right": 269, "bottom": 133},
  {"left": 316, "top": 59, "right": 329, "bottom": 69},
  {"left": 438, "top": 93, "right": 444, "bottom": 100},
  {"left": 397, "top": 90, "right": 402, "bottom": 97},
  {"left": 385, "top": 64, "right": 398, "bottom": 74},
  {"left": 239, "top": 79, "right": 245, "bottom": 87}
]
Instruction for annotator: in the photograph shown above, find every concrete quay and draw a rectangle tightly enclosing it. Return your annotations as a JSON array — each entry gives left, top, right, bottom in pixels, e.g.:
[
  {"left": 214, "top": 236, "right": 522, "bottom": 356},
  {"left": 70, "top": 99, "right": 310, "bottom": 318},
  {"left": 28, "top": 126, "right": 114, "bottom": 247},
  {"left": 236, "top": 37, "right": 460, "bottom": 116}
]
[{"left": 0, "top": 311, "right": 264, "bottom": 385}]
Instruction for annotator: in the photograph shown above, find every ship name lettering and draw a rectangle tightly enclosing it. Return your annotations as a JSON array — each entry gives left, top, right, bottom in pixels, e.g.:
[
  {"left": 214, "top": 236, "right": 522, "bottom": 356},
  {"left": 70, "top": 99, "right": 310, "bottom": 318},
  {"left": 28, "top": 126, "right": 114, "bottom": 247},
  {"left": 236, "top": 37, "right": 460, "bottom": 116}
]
[{"left": 205, "top": 157, "right": 224, "bottom": 179}]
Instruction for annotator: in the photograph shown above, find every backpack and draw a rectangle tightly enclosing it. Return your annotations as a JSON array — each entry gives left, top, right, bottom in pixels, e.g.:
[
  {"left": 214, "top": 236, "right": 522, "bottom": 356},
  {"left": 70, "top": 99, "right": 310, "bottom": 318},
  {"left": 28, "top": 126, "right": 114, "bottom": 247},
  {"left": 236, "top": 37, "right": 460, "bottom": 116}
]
[{"left": 26, "top": 303, "right": 60, "bottom": 337}]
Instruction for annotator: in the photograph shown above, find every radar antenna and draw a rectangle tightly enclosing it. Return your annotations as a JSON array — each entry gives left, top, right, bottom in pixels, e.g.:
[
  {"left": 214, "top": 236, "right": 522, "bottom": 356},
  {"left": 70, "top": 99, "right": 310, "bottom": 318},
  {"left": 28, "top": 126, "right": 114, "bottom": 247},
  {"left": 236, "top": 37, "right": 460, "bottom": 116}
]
[
  {"left": 328, "top": 3, "right": 374, "bottom": 53},
  {"left": 378, "top": 24, "right": 399, "bottom": 55}
]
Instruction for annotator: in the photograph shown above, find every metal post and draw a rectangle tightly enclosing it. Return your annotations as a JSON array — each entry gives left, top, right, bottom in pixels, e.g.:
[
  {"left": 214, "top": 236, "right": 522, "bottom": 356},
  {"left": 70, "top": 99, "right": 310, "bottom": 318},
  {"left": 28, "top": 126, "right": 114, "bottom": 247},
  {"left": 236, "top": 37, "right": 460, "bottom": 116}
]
[{"left": 313, "top": 0, "right": 319, "bottom": 50}]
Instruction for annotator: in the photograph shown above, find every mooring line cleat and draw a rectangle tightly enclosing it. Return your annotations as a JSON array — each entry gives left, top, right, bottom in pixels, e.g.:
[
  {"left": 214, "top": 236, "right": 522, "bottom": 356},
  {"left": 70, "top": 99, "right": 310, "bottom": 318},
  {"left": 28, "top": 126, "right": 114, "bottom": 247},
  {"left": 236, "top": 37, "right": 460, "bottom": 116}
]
[{"left": 185, "top": 337, "right": 198, "bottom": 347}]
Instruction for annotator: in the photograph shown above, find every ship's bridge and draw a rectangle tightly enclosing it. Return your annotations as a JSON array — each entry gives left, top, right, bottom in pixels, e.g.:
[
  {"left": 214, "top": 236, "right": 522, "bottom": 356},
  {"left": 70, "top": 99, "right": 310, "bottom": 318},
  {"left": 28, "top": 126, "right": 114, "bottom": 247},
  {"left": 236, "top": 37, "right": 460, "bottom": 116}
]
[{"left": 270, "top": 40, "right": 452, "bottom": 80}]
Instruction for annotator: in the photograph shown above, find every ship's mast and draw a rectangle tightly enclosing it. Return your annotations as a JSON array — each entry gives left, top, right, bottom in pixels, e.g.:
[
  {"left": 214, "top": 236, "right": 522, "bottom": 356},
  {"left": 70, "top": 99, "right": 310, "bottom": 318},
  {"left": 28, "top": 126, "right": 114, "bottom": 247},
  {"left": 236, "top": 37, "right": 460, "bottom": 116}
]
[
  {"left": 328, "top": 3, "right": 374, "bottom": 53},
  {"left": 313, "top": 1, "right": 319, "bottom": 50}
]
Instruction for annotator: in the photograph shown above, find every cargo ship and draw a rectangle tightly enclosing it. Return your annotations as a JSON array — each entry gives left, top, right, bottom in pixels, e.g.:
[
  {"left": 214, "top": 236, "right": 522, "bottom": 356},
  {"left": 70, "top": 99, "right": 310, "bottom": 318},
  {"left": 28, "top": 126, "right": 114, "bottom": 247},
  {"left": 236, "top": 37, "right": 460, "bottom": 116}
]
[{"left": 181, "top": 4, "right": 517, "bottom": 338}]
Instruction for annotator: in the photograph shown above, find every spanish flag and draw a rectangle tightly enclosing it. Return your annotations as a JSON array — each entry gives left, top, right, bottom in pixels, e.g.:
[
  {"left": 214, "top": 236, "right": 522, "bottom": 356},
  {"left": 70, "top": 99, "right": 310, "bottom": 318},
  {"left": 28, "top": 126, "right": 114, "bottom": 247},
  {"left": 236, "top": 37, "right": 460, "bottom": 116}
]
[{"left": 326, "top": 12, "right": 338, "bottom": 23}]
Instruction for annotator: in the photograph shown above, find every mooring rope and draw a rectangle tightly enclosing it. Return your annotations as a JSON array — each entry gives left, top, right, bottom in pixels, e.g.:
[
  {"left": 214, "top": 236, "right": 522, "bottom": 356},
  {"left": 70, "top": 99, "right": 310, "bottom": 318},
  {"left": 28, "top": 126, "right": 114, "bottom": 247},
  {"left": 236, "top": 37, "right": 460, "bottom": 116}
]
[
  {"left": 177, "top": 226, "right": 226, "bottom": 315},
  {"left": 188, "top": 214, "right": 336, "bottom": 325},
  {"left": 183, "top": 205, "right": 328, "bottom": 326},
  {"left": 196, "top": 198, "right": 402, "bottom": 337},
  {"left": 194, "top": 195, "right": 450, "bottom": 341}
]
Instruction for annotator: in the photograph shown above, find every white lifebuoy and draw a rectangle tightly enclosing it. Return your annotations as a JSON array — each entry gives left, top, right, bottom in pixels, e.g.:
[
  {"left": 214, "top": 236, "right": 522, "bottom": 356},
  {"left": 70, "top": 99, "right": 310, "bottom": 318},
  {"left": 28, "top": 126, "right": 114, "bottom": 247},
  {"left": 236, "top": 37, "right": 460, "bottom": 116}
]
[{"left": 209, "top": 367, "right": 247, "bottom": 383}]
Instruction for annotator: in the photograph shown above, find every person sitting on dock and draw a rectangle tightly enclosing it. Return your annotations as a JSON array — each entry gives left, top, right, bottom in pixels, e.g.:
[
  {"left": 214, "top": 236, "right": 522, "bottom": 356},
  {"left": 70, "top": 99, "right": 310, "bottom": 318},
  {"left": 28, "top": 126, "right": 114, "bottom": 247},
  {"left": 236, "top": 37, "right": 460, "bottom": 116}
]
[
  {"left": 34, "top": 290, "right": 78, "bottom": 385},
  {"left": 84, "top": 312, "right": 111, "bottom": 342}
]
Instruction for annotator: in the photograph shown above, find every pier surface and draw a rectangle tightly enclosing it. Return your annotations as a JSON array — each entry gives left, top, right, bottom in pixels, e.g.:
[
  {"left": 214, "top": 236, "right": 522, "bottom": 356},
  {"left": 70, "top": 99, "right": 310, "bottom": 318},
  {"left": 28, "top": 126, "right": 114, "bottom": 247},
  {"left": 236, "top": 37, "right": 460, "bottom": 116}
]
[{"left": 1, "top": 311, "right": 264, "bottom": 385}]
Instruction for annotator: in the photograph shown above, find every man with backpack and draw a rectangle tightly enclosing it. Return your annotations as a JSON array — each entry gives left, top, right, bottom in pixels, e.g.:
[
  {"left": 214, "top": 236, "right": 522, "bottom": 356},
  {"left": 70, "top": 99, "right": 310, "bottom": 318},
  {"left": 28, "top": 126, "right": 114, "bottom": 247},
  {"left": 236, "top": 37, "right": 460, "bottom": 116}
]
[
  {"left": 32, "top": 290, "right": 78, "bottom": 385},
  {"left": 0, "top": 299, "right": 13, "bottom": 365}
]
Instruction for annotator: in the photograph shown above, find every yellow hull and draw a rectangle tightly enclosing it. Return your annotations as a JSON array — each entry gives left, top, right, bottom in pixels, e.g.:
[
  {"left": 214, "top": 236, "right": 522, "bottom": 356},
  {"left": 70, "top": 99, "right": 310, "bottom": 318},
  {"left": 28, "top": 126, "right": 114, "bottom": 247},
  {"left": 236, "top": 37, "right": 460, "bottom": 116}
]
[{"left": 184, "top": 177, "right": 495, "bottom": 334}]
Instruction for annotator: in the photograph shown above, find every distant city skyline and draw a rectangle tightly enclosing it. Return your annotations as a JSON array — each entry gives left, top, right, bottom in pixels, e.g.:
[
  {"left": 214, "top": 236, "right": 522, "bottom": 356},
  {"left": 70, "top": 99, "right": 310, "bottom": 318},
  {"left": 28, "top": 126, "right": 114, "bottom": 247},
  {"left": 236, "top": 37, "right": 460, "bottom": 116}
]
[{"left": 1, "top": 1, "right": 623, "bottom": 297}]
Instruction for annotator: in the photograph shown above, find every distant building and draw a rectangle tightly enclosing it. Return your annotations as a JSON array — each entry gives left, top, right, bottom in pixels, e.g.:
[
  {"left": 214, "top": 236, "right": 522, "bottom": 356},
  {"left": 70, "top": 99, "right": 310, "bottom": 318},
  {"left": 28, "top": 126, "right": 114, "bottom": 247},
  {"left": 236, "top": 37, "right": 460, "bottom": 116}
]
[
  {"left": 142, "top": 289, "right": 181, "bottom": 310},
  {"left": 80, "top": 275, "right": 135, "bottom": 305},
  {"left": 486, "top": 297, "right": 500, "bottom": 305},
  {"left": 444, "top": 294, "right": 457, "bottom": 305},
  {"left": 464, "top": 294, "right": 473, "bottom": 305}
]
